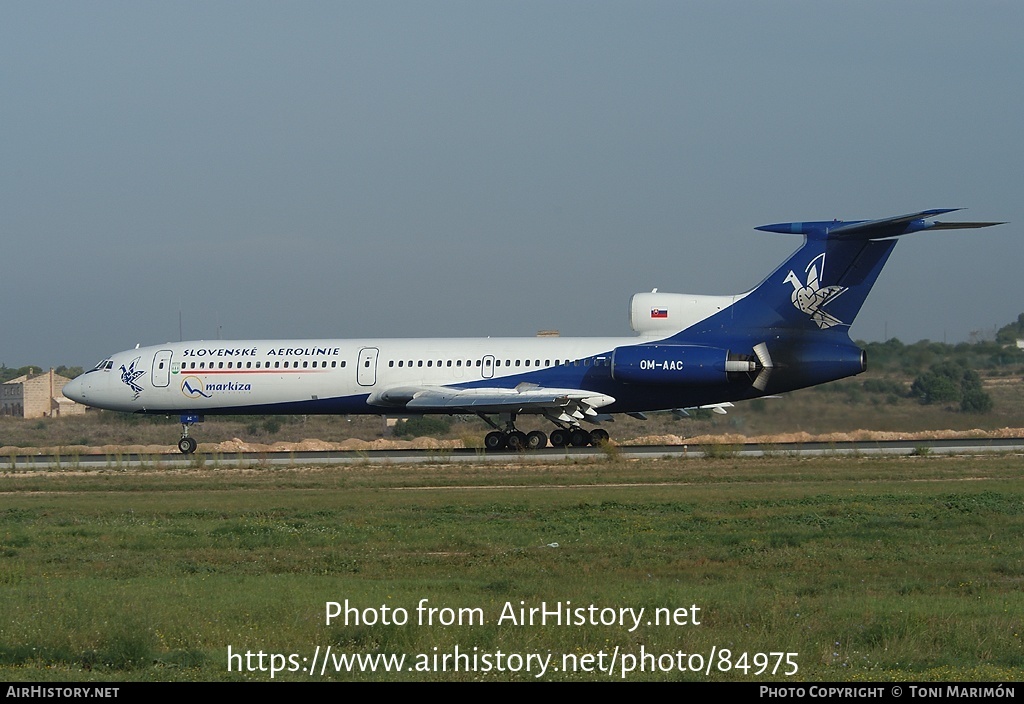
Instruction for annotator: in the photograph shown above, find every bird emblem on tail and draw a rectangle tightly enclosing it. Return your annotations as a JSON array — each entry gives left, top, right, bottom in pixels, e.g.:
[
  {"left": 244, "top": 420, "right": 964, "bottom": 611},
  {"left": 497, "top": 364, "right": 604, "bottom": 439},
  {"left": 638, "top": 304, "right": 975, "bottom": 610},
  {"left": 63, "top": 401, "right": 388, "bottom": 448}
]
[{"left": 784, "top": 252, "right": 847, "bottom": 329}]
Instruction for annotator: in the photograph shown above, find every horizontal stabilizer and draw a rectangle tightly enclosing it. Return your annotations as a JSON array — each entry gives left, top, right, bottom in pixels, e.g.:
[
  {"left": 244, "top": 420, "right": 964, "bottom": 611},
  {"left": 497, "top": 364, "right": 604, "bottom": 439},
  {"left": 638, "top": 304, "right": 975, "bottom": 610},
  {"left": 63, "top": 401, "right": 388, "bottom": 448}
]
[{"left": 757, "top": 209, "right": 1005, "bottom": 241}]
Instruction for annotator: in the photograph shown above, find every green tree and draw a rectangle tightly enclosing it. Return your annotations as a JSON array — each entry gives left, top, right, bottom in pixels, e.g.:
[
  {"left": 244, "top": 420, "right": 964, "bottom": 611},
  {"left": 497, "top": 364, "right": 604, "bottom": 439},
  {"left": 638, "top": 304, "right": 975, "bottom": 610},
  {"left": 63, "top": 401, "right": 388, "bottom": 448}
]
[
  {"left": 860, "top": 338, "right": 905, "bottom": 371},
  {"left": 995, "top": 312, "right": 1024, "bottom": 345},
  {"left": 911, "top": 361, "right": 993, "bottom": 413},
  {"left": 957, "top": 369, "right": 993, "bottom": 413},
  {"left": 911, "top": 361, "right": 964, "bottom": 404},
  {"left": 960, "top": 387, "right": 994, "bottom": 413},
  {"left": 0, "top": 365, "right": 42, "bottom": 383}
]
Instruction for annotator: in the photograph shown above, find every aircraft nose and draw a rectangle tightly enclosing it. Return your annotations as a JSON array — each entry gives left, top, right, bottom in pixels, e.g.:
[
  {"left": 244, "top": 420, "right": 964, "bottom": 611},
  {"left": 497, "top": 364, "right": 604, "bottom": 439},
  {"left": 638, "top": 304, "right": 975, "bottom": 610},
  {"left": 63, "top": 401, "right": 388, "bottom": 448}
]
[{"left": 62, "top": 376, "right": 87, "bottom": 404}]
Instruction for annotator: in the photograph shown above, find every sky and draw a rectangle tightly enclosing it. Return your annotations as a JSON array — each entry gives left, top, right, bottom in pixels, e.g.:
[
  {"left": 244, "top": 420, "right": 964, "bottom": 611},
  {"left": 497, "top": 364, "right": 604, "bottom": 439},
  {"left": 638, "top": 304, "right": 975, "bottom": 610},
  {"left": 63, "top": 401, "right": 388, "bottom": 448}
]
[{"left": 3, "top": 1, "right": 1022, "bottom": 368}]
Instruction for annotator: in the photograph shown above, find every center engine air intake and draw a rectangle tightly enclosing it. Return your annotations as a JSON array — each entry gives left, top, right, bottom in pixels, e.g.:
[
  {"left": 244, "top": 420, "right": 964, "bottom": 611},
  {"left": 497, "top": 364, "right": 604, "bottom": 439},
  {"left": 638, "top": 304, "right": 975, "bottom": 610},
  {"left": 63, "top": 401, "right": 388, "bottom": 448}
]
[{"left": 610, "top": 344, "right": 756, "bottom": 385}]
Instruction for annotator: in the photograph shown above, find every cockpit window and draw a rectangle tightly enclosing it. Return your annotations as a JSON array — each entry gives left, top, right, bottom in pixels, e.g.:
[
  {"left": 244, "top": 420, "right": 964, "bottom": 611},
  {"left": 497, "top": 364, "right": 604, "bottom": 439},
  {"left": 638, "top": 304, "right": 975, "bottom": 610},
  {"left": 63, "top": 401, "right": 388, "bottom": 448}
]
[{"left": 90, "top": 359, "right": 114, "bottom": 373}]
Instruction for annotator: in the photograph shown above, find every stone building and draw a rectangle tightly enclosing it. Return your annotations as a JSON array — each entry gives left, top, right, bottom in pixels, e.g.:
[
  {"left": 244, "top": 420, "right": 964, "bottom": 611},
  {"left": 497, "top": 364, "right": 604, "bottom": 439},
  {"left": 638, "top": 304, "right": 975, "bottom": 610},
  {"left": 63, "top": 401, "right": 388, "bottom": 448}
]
[{"left": 0, "top": 369, "right": 86, "bottom": 418}]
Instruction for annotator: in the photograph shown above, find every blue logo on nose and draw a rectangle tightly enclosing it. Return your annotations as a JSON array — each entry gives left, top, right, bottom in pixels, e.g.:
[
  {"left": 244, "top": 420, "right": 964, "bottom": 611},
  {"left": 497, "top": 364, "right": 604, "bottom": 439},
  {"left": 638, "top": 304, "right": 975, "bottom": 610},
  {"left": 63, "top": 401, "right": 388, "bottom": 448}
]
[{"left": 120, "top": 357, "right": 145, "bottom": 399}]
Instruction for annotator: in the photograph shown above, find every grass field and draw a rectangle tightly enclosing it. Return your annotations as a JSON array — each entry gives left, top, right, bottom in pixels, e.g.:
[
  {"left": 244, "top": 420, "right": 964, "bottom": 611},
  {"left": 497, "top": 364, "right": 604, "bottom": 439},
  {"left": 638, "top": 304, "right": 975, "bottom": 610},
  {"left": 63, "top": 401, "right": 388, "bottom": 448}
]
[{"left": 1, "top": 454, "right": 1022, "bottom": 681}]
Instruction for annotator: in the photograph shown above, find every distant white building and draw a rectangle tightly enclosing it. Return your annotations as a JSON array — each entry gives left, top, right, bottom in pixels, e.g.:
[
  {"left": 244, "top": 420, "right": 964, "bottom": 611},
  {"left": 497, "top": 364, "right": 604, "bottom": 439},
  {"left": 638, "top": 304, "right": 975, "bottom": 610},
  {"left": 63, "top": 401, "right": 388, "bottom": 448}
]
[
  {"left": 0, "top": 369, "right": 86, "bottom": 418},
  {"left": 1017, "top": 338, "right": 1024, "bottom": 350}
]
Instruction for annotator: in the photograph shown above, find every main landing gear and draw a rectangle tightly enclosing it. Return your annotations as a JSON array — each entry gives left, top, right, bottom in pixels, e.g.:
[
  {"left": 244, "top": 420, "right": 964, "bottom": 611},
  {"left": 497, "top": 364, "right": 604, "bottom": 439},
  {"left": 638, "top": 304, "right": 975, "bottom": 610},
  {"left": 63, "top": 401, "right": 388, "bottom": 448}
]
[
  {"left": 177, "top": 414, "right": 203, "bottom": 454},
  {"left": 478, "top": 413, "right": 610, "bottom": 451}
]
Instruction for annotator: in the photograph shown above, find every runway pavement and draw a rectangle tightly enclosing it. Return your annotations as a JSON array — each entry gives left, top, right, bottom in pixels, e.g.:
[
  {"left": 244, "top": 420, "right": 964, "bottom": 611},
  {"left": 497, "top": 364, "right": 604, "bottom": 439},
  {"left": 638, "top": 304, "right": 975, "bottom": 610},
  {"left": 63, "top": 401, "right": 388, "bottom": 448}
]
[{"left": 3, "top": 437, "right": 1023, "bottom": 470}]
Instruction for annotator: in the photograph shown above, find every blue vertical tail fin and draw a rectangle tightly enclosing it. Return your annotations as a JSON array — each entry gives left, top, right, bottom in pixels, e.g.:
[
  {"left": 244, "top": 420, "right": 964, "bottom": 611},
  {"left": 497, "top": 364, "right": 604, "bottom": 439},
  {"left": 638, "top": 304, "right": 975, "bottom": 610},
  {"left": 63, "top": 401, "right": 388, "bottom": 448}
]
[{"left": 674, "top": 209, "right": 1004, "bottom": 340}]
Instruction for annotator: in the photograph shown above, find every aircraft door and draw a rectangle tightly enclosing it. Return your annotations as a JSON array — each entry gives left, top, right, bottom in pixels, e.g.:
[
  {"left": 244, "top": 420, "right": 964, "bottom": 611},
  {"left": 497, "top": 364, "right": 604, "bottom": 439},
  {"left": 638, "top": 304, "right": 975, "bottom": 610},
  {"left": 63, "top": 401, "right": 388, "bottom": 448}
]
[
  {"left": 357, "top": 347, "right": 379, "bottom": 386},
  {"left": 482, "top": 355, "right": 494, "bottom": 379},
  {"left": 152, "top": 350, "right": 173, "bottom": 388}
]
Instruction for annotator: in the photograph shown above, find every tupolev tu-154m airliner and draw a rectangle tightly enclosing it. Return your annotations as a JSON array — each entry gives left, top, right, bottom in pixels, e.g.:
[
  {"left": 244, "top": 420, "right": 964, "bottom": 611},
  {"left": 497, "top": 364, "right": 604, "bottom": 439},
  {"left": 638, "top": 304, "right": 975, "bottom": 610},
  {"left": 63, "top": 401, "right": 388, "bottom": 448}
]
[{"left": 63, "top": 209, "right": 1003, "bottom": 454}]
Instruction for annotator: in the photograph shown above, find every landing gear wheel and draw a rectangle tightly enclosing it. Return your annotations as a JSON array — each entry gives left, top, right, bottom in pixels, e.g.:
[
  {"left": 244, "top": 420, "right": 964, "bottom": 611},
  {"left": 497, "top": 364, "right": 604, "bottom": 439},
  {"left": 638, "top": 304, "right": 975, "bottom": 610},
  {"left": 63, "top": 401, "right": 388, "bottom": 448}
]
[
  {"left": 569, "top": 428, "right": 590, "bottom": 447},
  {"left": 484, "top": 431, "right": 507, "bottom": 451},
  {"left": 178, "top": 437, "right": 197, "bottom": 454},
  {"left": 506, "top": 431, "right": 528, "bottom": 451},
  {"left": 590, "top": 428, "right": 610, "bottom": 446},
  {"left": 549, "top": 429, "right": 568, "bottom": 448},
  {"left": 526, "top": 430, "right": 548, "bottom": 450}
]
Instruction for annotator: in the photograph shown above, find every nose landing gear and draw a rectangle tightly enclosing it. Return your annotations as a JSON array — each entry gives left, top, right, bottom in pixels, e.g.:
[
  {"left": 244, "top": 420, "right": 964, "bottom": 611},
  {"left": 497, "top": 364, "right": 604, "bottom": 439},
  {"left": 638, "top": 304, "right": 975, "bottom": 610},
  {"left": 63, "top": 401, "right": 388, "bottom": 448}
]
[{"left": 177, "top": 414, "right": 203, "bottom": 454}]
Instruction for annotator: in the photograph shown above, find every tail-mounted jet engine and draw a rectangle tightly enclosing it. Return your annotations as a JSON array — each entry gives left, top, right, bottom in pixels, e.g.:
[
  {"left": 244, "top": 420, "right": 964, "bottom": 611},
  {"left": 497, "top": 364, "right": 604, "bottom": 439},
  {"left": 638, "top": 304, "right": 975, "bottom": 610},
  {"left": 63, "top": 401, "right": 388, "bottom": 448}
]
[{"left": 610, "top": 343, "right": 772, "bottom": 387}]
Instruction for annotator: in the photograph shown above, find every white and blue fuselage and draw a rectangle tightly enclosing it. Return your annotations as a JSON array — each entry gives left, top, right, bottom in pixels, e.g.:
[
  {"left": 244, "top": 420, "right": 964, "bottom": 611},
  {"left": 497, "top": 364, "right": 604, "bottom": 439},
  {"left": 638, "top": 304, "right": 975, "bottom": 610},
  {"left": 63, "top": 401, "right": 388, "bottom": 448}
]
[{"left": 69, "top": 335, "right": 649, "bottom": 416}]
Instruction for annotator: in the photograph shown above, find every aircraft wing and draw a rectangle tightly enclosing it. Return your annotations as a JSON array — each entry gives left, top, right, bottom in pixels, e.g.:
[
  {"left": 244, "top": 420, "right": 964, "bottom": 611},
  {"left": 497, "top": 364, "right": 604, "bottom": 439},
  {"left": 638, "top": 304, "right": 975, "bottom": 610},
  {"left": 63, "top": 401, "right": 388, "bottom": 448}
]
[{"left": 368, "top": 383, "right": 615, "bottom": 422}]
